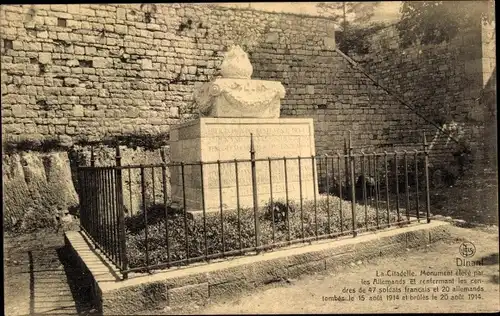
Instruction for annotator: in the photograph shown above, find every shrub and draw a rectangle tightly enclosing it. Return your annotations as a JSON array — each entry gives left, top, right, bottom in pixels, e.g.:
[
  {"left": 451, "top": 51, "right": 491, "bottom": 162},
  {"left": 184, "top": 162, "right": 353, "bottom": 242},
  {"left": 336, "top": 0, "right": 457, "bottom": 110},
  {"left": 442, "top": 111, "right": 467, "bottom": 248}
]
[
  {"left": 125, "top": 195, "right": 401, "bottom": 270},
  {"left": 385, "top": 156, "right": 427, "bottom": 192},
  {"left": 262, "top": 200, "right": 296, "bottom": 226}
]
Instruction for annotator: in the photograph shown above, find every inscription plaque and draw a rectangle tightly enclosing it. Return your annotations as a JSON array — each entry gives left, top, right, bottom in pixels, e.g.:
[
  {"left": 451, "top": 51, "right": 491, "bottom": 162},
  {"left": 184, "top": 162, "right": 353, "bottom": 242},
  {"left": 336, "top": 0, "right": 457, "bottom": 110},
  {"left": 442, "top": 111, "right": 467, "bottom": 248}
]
[{"left": 170, "top": 118, "right": 317, "bottom": 211}]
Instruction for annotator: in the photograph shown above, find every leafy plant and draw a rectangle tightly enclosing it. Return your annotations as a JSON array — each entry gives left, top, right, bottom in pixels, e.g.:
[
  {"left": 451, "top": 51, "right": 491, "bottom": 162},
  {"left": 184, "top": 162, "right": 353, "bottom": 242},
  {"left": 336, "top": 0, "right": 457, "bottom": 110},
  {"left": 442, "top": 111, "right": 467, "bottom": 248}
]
[
  {"left": 317, "top": 2, "right": 386, "bottom": 55},
  {"left": 317, "top": 2, "right": 381, "bottom": 27},
  {"left": 396, "top": 0, "right": 494, "bottom": 48},
  {"left": 336, "top": 22, "right": 388, "bottom": 55}
]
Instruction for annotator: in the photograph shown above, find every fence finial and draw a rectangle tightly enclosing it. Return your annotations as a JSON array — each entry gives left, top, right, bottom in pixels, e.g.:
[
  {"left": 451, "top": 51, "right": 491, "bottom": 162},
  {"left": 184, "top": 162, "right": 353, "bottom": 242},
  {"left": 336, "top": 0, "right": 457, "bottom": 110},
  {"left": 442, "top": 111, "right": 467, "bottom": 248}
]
[
  {"left": 160, "top": 146, "right": 167, "bottom": 164},
  {"left": 90, "top": 145, "right": 95, "bottom": 167},
  {"left": 115, "top": 143, "right": 122, "bottom": 167},
  {"left": 249, "top": 133, "right": 255, "bottom": 155},
  {"left": 423, "top": 132, "right": 429, "bottom": 154},
  {"left": 348, "top": 130, "right": 352, "bottom": 151}
]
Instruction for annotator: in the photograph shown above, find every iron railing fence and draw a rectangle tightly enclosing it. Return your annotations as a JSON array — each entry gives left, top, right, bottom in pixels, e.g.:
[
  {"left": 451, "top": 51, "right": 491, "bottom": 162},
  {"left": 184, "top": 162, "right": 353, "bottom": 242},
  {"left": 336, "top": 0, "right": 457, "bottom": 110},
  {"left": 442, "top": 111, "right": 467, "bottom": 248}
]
[
  {"left": 77, "top": 133, "right": 431, "bottom": 280},
  {"left": 78, "top": 146, "right": 128, "bottom": 273}
]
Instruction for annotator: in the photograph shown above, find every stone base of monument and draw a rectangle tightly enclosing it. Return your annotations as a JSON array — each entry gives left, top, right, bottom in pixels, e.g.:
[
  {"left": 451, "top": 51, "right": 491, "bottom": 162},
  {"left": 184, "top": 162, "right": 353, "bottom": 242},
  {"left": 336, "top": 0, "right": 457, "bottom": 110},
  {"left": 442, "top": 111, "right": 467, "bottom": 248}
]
[{"left": 169, "top": 117, "right": 318, "bottom": 212}]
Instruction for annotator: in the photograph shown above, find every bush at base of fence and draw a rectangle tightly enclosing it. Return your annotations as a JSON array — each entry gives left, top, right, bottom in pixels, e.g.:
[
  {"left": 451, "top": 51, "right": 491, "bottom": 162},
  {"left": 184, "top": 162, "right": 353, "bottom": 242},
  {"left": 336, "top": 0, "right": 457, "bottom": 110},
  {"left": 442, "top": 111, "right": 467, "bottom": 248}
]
[{"left": 125, "top": 194, "right": 402, "bottom": 271}]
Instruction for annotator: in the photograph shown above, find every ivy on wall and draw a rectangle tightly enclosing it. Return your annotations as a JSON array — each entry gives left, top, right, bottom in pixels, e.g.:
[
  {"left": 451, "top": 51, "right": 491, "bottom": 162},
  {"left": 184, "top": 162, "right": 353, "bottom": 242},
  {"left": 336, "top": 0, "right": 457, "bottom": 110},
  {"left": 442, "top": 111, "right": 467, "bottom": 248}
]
[{"left": 396, "top": 0, "right": 494, "bottom": 48}]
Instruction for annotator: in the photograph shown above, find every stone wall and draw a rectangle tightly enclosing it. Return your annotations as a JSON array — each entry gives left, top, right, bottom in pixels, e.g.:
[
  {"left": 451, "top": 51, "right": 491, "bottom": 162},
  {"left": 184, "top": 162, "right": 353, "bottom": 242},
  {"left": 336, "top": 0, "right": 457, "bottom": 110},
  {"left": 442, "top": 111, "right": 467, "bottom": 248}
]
[
  {"left": 2, "top": 4, "right": 473, "bottom": 232},
  {"left": 345, "top": 21, "right": 496, "bottom": 165},
  {"left": 1, "top": 4, "right": 337, "bottom": 145},
  {"left": 1, "top": 3, "right": 454, "bottom": 158}
]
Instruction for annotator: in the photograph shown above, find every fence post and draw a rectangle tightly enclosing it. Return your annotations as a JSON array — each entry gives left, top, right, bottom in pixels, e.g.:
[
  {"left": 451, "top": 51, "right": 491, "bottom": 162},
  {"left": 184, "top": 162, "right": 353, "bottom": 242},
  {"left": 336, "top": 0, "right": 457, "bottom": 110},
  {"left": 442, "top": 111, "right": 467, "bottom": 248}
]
[
  {"left": 404, "top": 151, "right": 410, "bottom": 224},
  {"left": 348, "top": 131, "right": 357, "bottom": 237},
  {"left": 161, "top": 147, "right": 171, "bottom": 266},
  {"left": 343, "top": 137, "right": 349, "bottom": 198},
  {"left": 414, "top": 149, "right": 420, "bottom": 223},
  {"left": 115, "top": 144, "right": 128, "bottom": 279},
  {"left": 90, "top": 146, "right": 97, "bottom": 248},
  {"left": 423, "top": 133, "right": 431, "bottom": 223},
  {"left": 250, "top": 134, "right": 260, "bottom": 252},
  {"left": 384, "top": 151, "right": 390, "bottom": 227}
]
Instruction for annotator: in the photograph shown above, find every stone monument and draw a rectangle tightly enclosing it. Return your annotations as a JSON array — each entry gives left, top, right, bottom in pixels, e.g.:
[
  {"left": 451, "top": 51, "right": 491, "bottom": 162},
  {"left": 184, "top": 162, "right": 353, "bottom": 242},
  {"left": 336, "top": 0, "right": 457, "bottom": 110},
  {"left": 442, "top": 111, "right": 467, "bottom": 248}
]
[{"left": 170, "top": 45, "right": 318, "bottom": 212}]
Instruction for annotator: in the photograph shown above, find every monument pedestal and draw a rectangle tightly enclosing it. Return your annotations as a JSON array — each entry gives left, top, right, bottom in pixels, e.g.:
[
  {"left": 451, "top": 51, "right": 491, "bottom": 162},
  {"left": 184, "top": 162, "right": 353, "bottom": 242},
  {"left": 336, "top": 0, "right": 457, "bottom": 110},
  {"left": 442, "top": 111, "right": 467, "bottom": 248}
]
[{"left": 169, "top": 117, "right": 318, "bottom": 211}]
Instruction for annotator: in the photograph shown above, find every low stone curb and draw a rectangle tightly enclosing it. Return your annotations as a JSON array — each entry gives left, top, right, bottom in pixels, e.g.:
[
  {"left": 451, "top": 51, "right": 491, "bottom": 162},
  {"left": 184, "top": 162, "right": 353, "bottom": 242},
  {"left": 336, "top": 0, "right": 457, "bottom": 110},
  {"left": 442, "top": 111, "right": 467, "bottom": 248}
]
[{"left": 65, "top": 220, "right": 452, "bottom": 315}]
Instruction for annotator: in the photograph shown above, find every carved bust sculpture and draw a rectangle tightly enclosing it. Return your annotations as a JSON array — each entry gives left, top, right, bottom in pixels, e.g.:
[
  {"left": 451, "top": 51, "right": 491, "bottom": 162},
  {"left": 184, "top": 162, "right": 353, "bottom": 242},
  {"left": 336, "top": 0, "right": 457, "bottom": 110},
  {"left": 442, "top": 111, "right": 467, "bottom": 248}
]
[
  {"left": 193, "top": 45, "right": 286, "bottom": 118},
  {"left": 219, "top": 45, "right": 253, "bottom": 79}
]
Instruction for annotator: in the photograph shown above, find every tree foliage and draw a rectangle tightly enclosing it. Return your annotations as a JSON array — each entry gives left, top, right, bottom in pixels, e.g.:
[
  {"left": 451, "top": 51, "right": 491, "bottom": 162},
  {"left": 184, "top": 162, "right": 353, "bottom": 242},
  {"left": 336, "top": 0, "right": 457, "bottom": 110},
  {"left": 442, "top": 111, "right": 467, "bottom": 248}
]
[
  {"left": 397, "top": 0, "right": 495, "bottom": 48},
  {"left": 317, "top": 2, "right": 381, "bottom": 28},
  {"left": 317, "top": 2, "right": 385, "bottom": 55},
  {"left": 336, "top": 23, "right": 387, "bottom": 55}
]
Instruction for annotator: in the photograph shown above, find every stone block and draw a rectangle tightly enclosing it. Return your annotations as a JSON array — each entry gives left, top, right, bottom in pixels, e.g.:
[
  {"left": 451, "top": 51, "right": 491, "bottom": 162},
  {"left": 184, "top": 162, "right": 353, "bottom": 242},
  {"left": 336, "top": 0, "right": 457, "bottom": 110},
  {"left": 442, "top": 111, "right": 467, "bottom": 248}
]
[
  {"left": 117, "top": 8, "right": 127, "bottom": 20},
  {"left": 287, "top": 259, "right": 326, "bottom": 278},
  {"left": 51, "top": 4, "right": 67, "bottom": 12},
  {"left": 170, "top": 118, "right": 317, "bottom": 211},
  {"left": 11, "top": 41, "right": 23, "bottom": 50},
  {"left": 246, "top": 257, "right": 290, "bottom": 285},
  {"left": 85, "top": 46, "right": 97, "bottom": 56},
  {"left": 37, "top": 31, "right": 49, "bottom": 39},
  {"left": 115, "top": 24, "right": 127, "bottom": 34},
  {"left": 306, "top": 85, "right": 315, "bottom": 94},
  {"left": 168, "top": 283, "right": 209, "bottom": 306},
  {"left": 44, "top": 16, "right": 58, "bottom": 26},
  {"left": 207, "top": 279, "right": 254, "bottom": 300},
  {"left": 64, "top": 77, "right": 79, "bottom": 86},
  {"left": 93, "top": 57, "right": 110, "bottom": 68},
  {"left": 265, "top": 32, "right": 279, "bottom": 43},
  {"left": 141, "top": 59, "right": 153, "bottom": 70},
  {"left": 38, "top": 52, "right": 52, "bottom": 64},
  {"left": 12, "top": 104, "right": 27, "bottom": 117},
  {"left": 73, "top": 105, "right": 84, "bottom": 117}
]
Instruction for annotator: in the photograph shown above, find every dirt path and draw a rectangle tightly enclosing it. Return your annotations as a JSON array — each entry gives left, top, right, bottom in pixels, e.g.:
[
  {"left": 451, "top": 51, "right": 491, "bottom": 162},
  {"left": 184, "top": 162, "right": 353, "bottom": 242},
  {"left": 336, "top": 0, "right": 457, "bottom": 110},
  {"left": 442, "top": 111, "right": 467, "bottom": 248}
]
[
  {"left": 141, "top": 225, "right": 499, "bottom": 315},
  {"left": 4, "top": 231, "right": 98, "bottom": 316},
  {"left": 429, "top": 167, "right": 497, "bottom": 226}
]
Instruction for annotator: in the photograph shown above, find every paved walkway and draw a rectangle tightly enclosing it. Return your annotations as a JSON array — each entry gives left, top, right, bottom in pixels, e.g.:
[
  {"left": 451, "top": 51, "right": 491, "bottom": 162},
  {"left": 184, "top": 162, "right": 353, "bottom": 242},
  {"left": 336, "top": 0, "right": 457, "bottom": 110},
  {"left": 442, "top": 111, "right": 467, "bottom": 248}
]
[{"left": 4, "top": 233, "right": 97, "bottom": 316}]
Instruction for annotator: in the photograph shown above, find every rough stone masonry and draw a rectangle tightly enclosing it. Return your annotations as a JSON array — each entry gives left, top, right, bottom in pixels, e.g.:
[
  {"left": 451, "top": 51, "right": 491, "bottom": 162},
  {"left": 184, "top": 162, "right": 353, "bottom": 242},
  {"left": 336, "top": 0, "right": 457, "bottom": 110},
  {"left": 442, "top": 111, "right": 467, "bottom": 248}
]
[
  {"left": 348, "top": 21, "right": 496, "bottom": 166},
  {"left": 1, "top": 4, "right": 458, "bottom": 158},
  {"left": 1, "top": 4, "right": 469, "bottom": 231}
]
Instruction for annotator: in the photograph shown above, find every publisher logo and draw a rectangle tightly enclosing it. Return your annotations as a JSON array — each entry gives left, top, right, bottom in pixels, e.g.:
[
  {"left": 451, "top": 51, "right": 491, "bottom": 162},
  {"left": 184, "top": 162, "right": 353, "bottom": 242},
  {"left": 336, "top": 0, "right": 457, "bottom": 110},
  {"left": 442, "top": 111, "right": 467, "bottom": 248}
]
[{"left": 459, "top": 242, "right": 476, "bottom": 258}]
